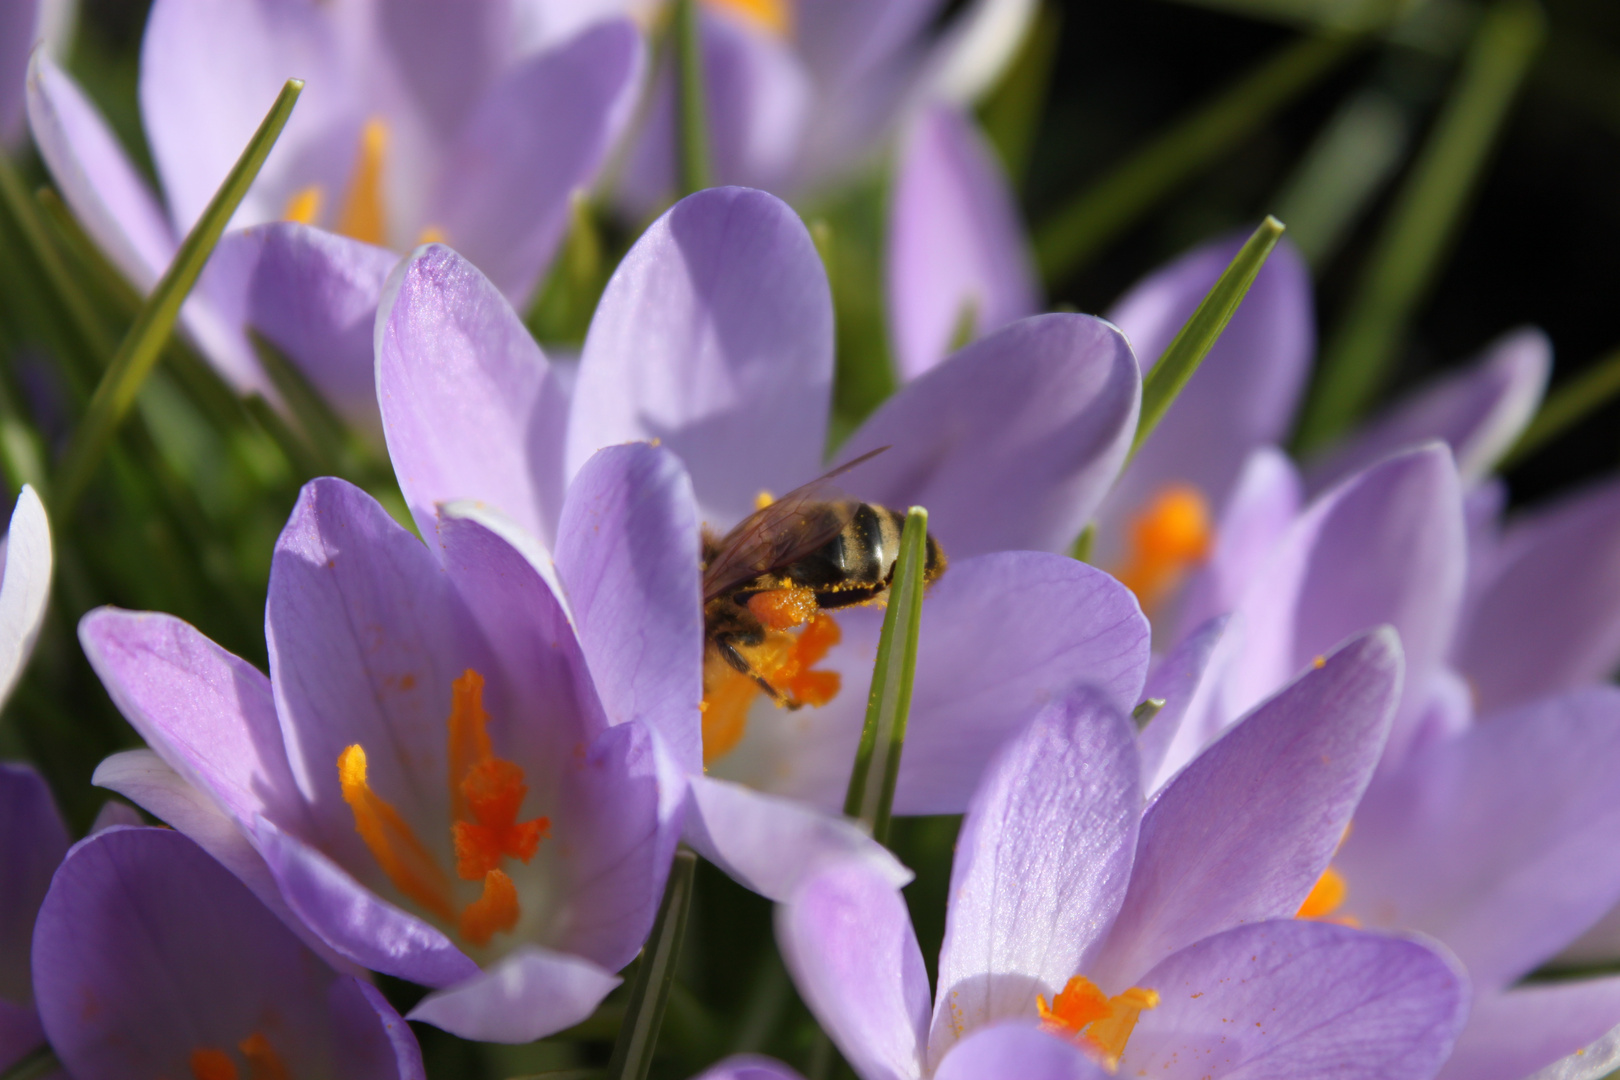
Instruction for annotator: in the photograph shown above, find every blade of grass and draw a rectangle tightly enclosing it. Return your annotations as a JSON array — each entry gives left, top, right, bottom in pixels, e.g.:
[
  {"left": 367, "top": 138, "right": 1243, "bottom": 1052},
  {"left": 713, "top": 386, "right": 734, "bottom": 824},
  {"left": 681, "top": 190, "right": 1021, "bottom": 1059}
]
[
  {"left": 1295, "top": 0, "right": 1544, "bottom": 452},
  {"left": 1500, "top": 345, "right": 1620, "bottom": 469},
  {"left": 0, "top": 1046, "right": 59, "bottom": 1080},
  {"left": 842, "top": 507, "right": 930, "bottom": 845},
  {"left": 978, "top": 2, "right": 1063, "bottom": 185},
  {"left": 1034, "top": 33, "right": 1358, "bottom": 284},
  {"left": 51, "top": 78, "right": 303, "bottom": 517},
  {"left": 607, "top": 848, "right": 698, "bottom": 1080},
  {"left": 673, "top": 0, "right": 712, "bottom": 196},
  {"left": 1131, "top": 217, "right": 1287, "bottom": 463}
]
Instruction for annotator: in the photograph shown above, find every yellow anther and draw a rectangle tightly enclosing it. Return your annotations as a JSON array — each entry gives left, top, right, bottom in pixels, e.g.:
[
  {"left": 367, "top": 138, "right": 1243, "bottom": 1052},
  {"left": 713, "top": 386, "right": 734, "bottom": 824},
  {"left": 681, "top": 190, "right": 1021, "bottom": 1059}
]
[
  {"left": 1313, "top": 654, "right": 1328, "bottom": 669},
  {"left": 755, "top": 489, "right": 775, "bottom": 510},
  {"left": 337, "top": 118, "right": 389, "bottom": 246},
  {"left": 337, "top": 744, "right": 455, "bottom": 921},
  {"left": 1113, "top": 483, "right": 1213, "bottom": 616},
  {"left": 1297, "top": 866, "right": 1347, "bottom": 919},
  {"left": 704, "top": 0, "right": 791, "bottom": 35},
  {"left": 416, "top": 225, "right": 448, "bottom": 245},
  {"left": 282, "top": 185, "right": 323, "bottom": 225},
  {"left": 1037, "top": 975, "right": 1158, "bottom": 1071}
]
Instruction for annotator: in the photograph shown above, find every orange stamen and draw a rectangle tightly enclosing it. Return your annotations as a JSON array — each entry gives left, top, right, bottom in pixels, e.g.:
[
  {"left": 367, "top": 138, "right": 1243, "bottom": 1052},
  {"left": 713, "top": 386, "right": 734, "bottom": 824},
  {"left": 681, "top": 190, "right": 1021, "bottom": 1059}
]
[
  {"left": 1037, "top": 975, "right": 1159, "bottom": 1071},
  {"left": 446, "top": 670, "right": 549, "bottom": 881},
  {"left": 282, "top": 185, "right": 322, "bottom": 225},
  {"left": 1297, "top": 865, "right": 1357, "bottom": 924},
  {"left": 337, "top": 118, "right": 388, "bottom": 245},
  {"left": 748, "top": 586, "right": 820, "bottom": 631},
  {"left": 704, "top": 0, "right": 791, "bottom": 34},
  {"left": 337, "top": 744, "right": 455, "bottom": 921},
  {"left": 1113, "top": 483, "right": 1213, "bottom": 615},
  {"left": 190, "top": 1048, "right": 239, "bottom": 1080},
  {"left": 447, "top": 670, "right": 494, "bottom": 824},
  {"left": 700, "top": 615, "right": 843, "bottom": 766},
  {"left": 416, "top": 225, "right": 448, "bottom": 245},
  {"left": 460, "top": 868, "right": 520, "bottom": 946},
  {"left": 238, "top": 1033, "right": 290, "bottom": 1080}
]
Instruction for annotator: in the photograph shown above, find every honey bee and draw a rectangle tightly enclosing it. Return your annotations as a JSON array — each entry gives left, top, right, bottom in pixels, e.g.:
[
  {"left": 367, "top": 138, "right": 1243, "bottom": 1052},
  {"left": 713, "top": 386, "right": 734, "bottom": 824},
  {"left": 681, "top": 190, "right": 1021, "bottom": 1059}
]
[{"left": 702, "top": 446, "right": 947, "bottom": 707}]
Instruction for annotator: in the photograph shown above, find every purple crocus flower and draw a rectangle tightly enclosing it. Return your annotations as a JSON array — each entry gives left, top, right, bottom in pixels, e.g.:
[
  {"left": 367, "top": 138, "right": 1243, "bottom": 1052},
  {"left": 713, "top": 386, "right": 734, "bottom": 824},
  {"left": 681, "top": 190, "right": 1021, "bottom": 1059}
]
[
  {"left": 26, "top": 0, "right": 643, "bottom": 427},
  {"left": 778, "top": 629, "right": 1469, "bottom": 1079},
  {"left": 79, "top": 452, "right": 693, "bottom": 1042},
  {"left": 0, "top": 763, "right": 67, "bottom": 1073},
  {"left": 376, "top": 183, "right": 1152, "bottom": 898},
  {"left": 33, "top": 825, "right": 423, "bottom": 1080},
  {"left": 690, "top": 1057, "right": 807, "bottom": 1080},
  {"left": 0, "top": 0, "right": 67, "bottom": 148}
]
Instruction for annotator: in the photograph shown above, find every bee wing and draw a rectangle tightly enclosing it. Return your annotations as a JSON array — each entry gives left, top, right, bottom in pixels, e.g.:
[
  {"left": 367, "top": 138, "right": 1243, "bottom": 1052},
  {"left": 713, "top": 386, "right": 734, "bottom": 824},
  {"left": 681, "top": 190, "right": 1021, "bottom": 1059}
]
[{"left": 701, "top": 447, "right": 890, "bottom": 600}]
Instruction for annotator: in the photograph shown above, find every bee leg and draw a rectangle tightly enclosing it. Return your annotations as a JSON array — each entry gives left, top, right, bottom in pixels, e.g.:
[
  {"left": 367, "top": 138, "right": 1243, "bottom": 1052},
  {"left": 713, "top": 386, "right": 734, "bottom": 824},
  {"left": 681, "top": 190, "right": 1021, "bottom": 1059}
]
[{"left": 717, "top": 635, "right": 784, "bottom": 703}]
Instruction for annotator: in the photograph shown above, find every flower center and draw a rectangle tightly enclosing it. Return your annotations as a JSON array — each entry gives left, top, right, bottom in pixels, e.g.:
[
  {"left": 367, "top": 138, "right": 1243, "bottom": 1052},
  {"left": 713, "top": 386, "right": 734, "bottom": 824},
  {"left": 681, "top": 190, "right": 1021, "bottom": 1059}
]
[
  {"left": 1037, "top": 975, "right": 1159, "bottom": 1071},
  {"left": 281, "top": 117, "right": 447, "bottom": 248},
  {"left": 337, "top": 669, "right": 549, "bottom": 947},
  {"left": 1112, "top": 483, "right": 1213, "bottom": 616},
  {"left": 703, "top": 0, "right": 791, "bottom": 36},
  {"left": 701, "top": 611, "right": 841, "bottom": 766},
  {"left": 188, "top": 1032, "right": 289, "bottom": 1080}
]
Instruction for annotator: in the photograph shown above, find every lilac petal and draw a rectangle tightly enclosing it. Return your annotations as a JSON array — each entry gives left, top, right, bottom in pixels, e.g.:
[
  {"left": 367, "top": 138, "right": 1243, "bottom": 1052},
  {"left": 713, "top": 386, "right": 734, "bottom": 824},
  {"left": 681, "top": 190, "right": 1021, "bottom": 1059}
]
[
  {"left": 33, "top": 827, "right": 421, "bottom": 1080},
  {"left": 840, "top": 314, "right": 1139, "bottom": 558},
  {"left": 683, "top": 773, "right": 910, "bottom": 903},
  {"left": 0, "top": 1001, "right": 43, "bottom": 1075},
  {"left": 1092, "top": 234, "right": 1312, "bottom": 570},
  {"left": 1523, "top": 1020, "right": 1620, "bottom": 1080},
  {"left": 570, "top": 187, "right": 833, "bottom": 528},
  {"left": 777, "top": 860, "right": 930, "bottom": 1080},
  {"left": 1222, "top": 444, "right": 1464, "bottom": 763},
  {"left": 793, "top": 0, "right": 941, "bottom": 91},
  {"left": 887, "top": 102, "right": 1038, "bottom": 381},
  {"left": 554, "top": 443, "right": 704, "bottom": 775},
  {"left": 933, "top": 1023, "right": 1108, "bottom": 1080},
  {"left": 694, "top": 1056, "right": 809, "bottom": 1080},
  {"left": 1337, "top": 685, "right": 1620, "bottom": 991},
  {"left": 331, "top": 978, "right": 427, "bottom": 1080},
  {"left": 1122, "top": 920, "right": 1467, "bottom": 1079},
  {"left": 0, "top": 0, "right": 38, "bottom": 146},
  {"left": 27, "top": 51, "right": 175, "bottom": 290},
  {"left": 205, "top": 223, "right": 398, "bottom": 437},
  {"left": 928, "top": 687, "right": 1140, "bottom": 1065},
  {"left": 0, "top": 486, "right": 50, "bottom": 704},
  {"left": 253, "top": 814, "right": 477, "bottom": 988},
  {"left": 406, "top": 944, "right": 619, "bottom": 1043},
  {"left": 0, "top": 763, "right": 68, "bottom": 1006},
  {"left": 266, "top": 477, "right": 469, "bottom": 868},
  {"left": 77, "top": 608, "right": 308, "bottom": 832},
  {"left": 377, "top": 243, "right": 567, "bottom": 547},
  {"left": 430, "top": 19, "right": 643, "bottom": 302},
  {"left": 1455, "top": 474, "right": 1620, "bottom": 715},
  {"left": 374, "top": 0, "right": 509, "bottom": 139},
  {"left": 1439, "top": 979, "right": 1620, "bottom": 1080},
  {"left": 88, "top": 800, "right": 142, "bottom": 832},
  {"left": 1136, "top": 615, "right": 1233, "bottom": 792},
  {"left": 1309, "top": 327, "right": 1550, "bottom": 492},
  {"left": 1090, "top": 629, "right": 1401, "bottom": 988},
  {"left": 925, "top": 0, "right": 1041, "bottom": 104}
]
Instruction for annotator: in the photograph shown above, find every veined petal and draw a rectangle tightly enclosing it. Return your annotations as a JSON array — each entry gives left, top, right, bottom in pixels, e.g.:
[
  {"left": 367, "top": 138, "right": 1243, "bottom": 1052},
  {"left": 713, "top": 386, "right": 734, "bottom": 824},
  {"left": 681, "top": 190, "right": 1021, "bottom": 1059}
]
[
  {"left": 933, "top": 1022, "right": 1108, "bottom": 1080},
  {"left": 0, "top": 486, "right": 50, "bottom": 706},
  {"left": 1135, "top": 614, "right": 1234, "bottom": 793},
  {"left": 373, "top": 0, "right": 513, "bottom": 139},
  {"left": 406, "top": 944, "right": 619, "bottom": 1043}
]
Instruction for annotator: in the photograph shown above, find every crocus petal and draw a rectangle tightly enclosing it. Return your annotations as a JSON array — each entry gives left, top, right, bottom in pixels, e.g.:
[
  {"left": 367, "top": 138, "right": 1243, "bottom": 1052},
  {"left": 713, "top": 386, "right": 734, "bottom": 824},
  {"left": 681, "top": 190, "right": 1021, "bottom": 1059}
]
[
  {"left": 887, "top": 102, "right": 1038, "bottom": 380},
  {"left": 33, "top": 827, "right": 422, "bottom": 1080},
  {"left": 1308, "top": 326, "right": 1550, "bottom": 493},
  {"left": 925, "top": 0, "right": 1040, "bottom": 105},
  {"left": 0, "top": 0, "right": 39, "bottom": 146},
  {"left": 0, "top": 486, "right": 50, "bottom": 705},
  {"left": 683, "top": 773, "right": 911, "bottom": 903},
  {"left": 377, "top": 242, "right": 567, "bottom": 548},
  {"left": 1092, "top": 233, "right": 1312, "bottom": 569},
  {"left": 554, "top": 443, "right": 704, "bottom": 775},
  {"left": 1221, "top": 444, "right": 1464, "bottom": 764},
  {"left": 373, "top": 0, "right": 511, "bottom": 139},
  {"left": 793, "top": 0, "right": 941, "bottom": 91},
  {"left": 0, "top": 763, "right": 67, "bottom": 1007},
  {"left": 1337, "top": 685, "right": 1620, "bottom": 991},
  {"left": 1121, "top": 920, "right": 1467, "bottom": 1079},
  {"left": 928, "top": 687, "right": 1140, "bottom": 1065},
  {"left": 570, "top": 187, "right": 833, "bottom": 528},
  {"left": 27, "top": 51, "right": 175, "bottom": 290},
  {"left": 1135, "top": 614, "right": 1233, "bottom": 792},
  {"left": 933, "top": 1022, "right": 1108, "bottom": 1080},
  {"left": 88, "top": 800, "right": 142, "bottom": 832},
  {"left": 1524, "top": 1019, "right": 1620, "bottom": 1080},
  {"left": 406, "top": 944, "right": 619, "bottom": 1043},
  {"left": 778, "top": 860, "right": 930, "bottom": 1080},
  {"left": 1439, "top": 979, "right": 1620, "bottom": 1080},
  {"left": 840, "top": 314, "right": 1140, "bottom": 558},
  {"left": 205, "top": 223, "right": 398, "bottom": 437},
  {"left": 0, "top": 1001, "right": 43, "bottom": 1075},
  {"left": 430, "top": 19, "right": 643, "bottom": 301},
  {"left": 1455, "top": 474, "right": 1620, "bottom": 715},
  {"left": 695, "top": 1056, "right": 810, "bottom": 1080},
  {"left": 1090, "top": 629, "right": 1401, "bottom": 988}
]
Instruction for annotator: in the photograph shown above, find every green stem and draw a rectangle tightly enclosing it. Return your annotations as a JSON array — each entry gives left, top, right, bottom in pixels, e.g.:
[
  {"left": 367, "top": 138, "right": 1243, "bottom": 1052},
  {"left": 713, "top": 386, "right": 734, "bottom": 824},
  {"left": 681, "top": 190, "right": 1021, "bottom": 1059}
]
[
  {"left": 1501, "top": 345, "right": 1620, "bottom": 469},
  {"left": 607, "top": 848, "right": 698, "bottom": 1080},
  {"left": 0, "top": 1047, "right": 59, "bottom": 1080},
  {"left": 673, "top": 0, "right": 712, "bottom": 196}
]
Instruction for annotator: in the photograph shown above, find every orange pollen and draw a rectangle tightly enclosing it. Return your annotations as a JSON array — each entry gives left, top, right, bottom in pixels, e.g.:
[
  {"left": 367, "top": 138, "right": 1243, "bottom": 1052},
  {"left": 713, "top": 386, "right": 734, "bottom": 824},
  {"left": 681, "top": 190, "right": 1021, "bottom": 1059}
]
[
  {"left": 1113, "top": 483, "right": 1213, "bottom": 615},
  {"left": 701, "top": 614, "right": 842, "bottom": 766},
  {"left": 748, "top": 586, "right": 820, "bottom": 631},
  {"left": 416, "top": 225, "right": 448, "bottom": 245},
  {"left": 190, "top": 1049, "right": 238, "bottom": 1080},
  {"left": 238, "top": 1033, "right": 290, "bottom": 1080},
  {"left": 460, "top": 868, "right": 521, "bottom": 946},
  {"left": 337, "top": 117, "right": 388, "bottom": 245},
  {"left": 704, "top": 0, "right": 791, "bottom": 35},
  {"left": 1036, "top": 975, "right": 1159, "bottom": 1071},
  {"left": 337, "top": 744, "right": 455, "bottom": 921}
]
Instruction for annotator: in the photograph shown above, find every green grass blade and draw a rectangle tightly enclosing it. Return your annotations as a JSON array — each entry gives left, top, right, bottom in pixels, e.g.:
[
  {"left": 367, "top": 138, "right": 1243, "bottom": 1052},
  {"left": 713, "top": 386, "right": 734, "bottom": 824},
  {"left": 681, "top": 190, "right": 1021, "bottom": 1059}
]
[
  {"left": 0, "top": 1046, "right": 59, "bottom": 1080},
  {"left": 1131, "top": 217, "right": 1286, "bottom": 463},
  {"left": 1501, "top": 345, "right": 1620, "bottom": 469},
  {"left": 673, "top": 0, "right": 712, "bottom": 196},
  {"left": 842, "top": 507, "right": 929, "bottom": 846},
  {"left": 1033, "top": 33, "right": 1357, "bottom": 284},
  {"left": 607, "top": 848, "right": 698, "bottom": 1080},
  {"left": 1295, "top": 0, "right": 1544, "bottom": 452},
  {"left": 51, "top": 77, "right": 303, "bottom": 517},
  {"left": 978, "top": 3, "right": 1063, "bottom": 185}
]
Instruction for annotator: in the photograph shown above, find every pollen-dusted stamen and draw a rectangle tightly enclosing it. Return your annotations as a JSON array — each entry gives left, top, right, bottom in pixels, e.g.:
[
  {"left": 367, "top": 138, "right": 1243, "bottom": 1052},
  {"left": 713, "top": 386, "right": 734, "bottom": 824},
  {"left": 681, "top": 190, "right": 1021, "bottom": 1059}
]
[
  {"left": 282, "top": 185, "right": 323, "bottom": 225},
  {"left": 701, "top": 615, "right": 843, "bottom": 765},
  {"left": 446, "top": 670, "right": 550, "bottom": 882},
  {"left": 748, "top": 586, "right": 820, "bottom": 631},
  {"left": 704, "top": 0, "right": 791, "bottom": 35},
  {"left": 1037, "top": 975, "right": 1159, "bottom": 1071},
  {"left": 1113, "top": 483, "right": 1213, "bottom": 615},
  {"left": 337, "top": 117, "right": 389, "bottom": 246},
  {"left": 460, "top": 868, "right": 521, "bottom": 946},
  {"left": 337, "top": 744, "right": 455, "bottom": 921},
  {"left": 238, "top": 1033, "right": 291, "bottom": 1080},
  {"left": 190, "top": 1048, "right": 239, "bottom": 1080}
]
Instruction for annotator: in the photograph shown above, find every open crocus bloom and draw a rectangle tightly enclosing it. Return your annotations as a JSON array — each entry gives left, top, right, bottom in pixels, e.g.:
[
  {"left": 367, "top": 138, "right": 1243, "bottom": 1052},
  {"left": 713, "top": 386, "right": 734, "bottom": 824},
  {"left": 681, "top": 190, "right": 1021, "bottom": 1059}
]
[
  {"left": 26, "top": 0, "right": 642, "bottom": 428},
  {"left": 33, "top": 825, "right": 423, "bottom": 1080},
  {"left": 779, "top": 629, "right": 1470, "bottom": 1080},
  {"left": 376, "top": 183, "right": 1151, "bottom": 898},
  {"left": 79, "top": 455, "right": 691, "bottom": 1042}
]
